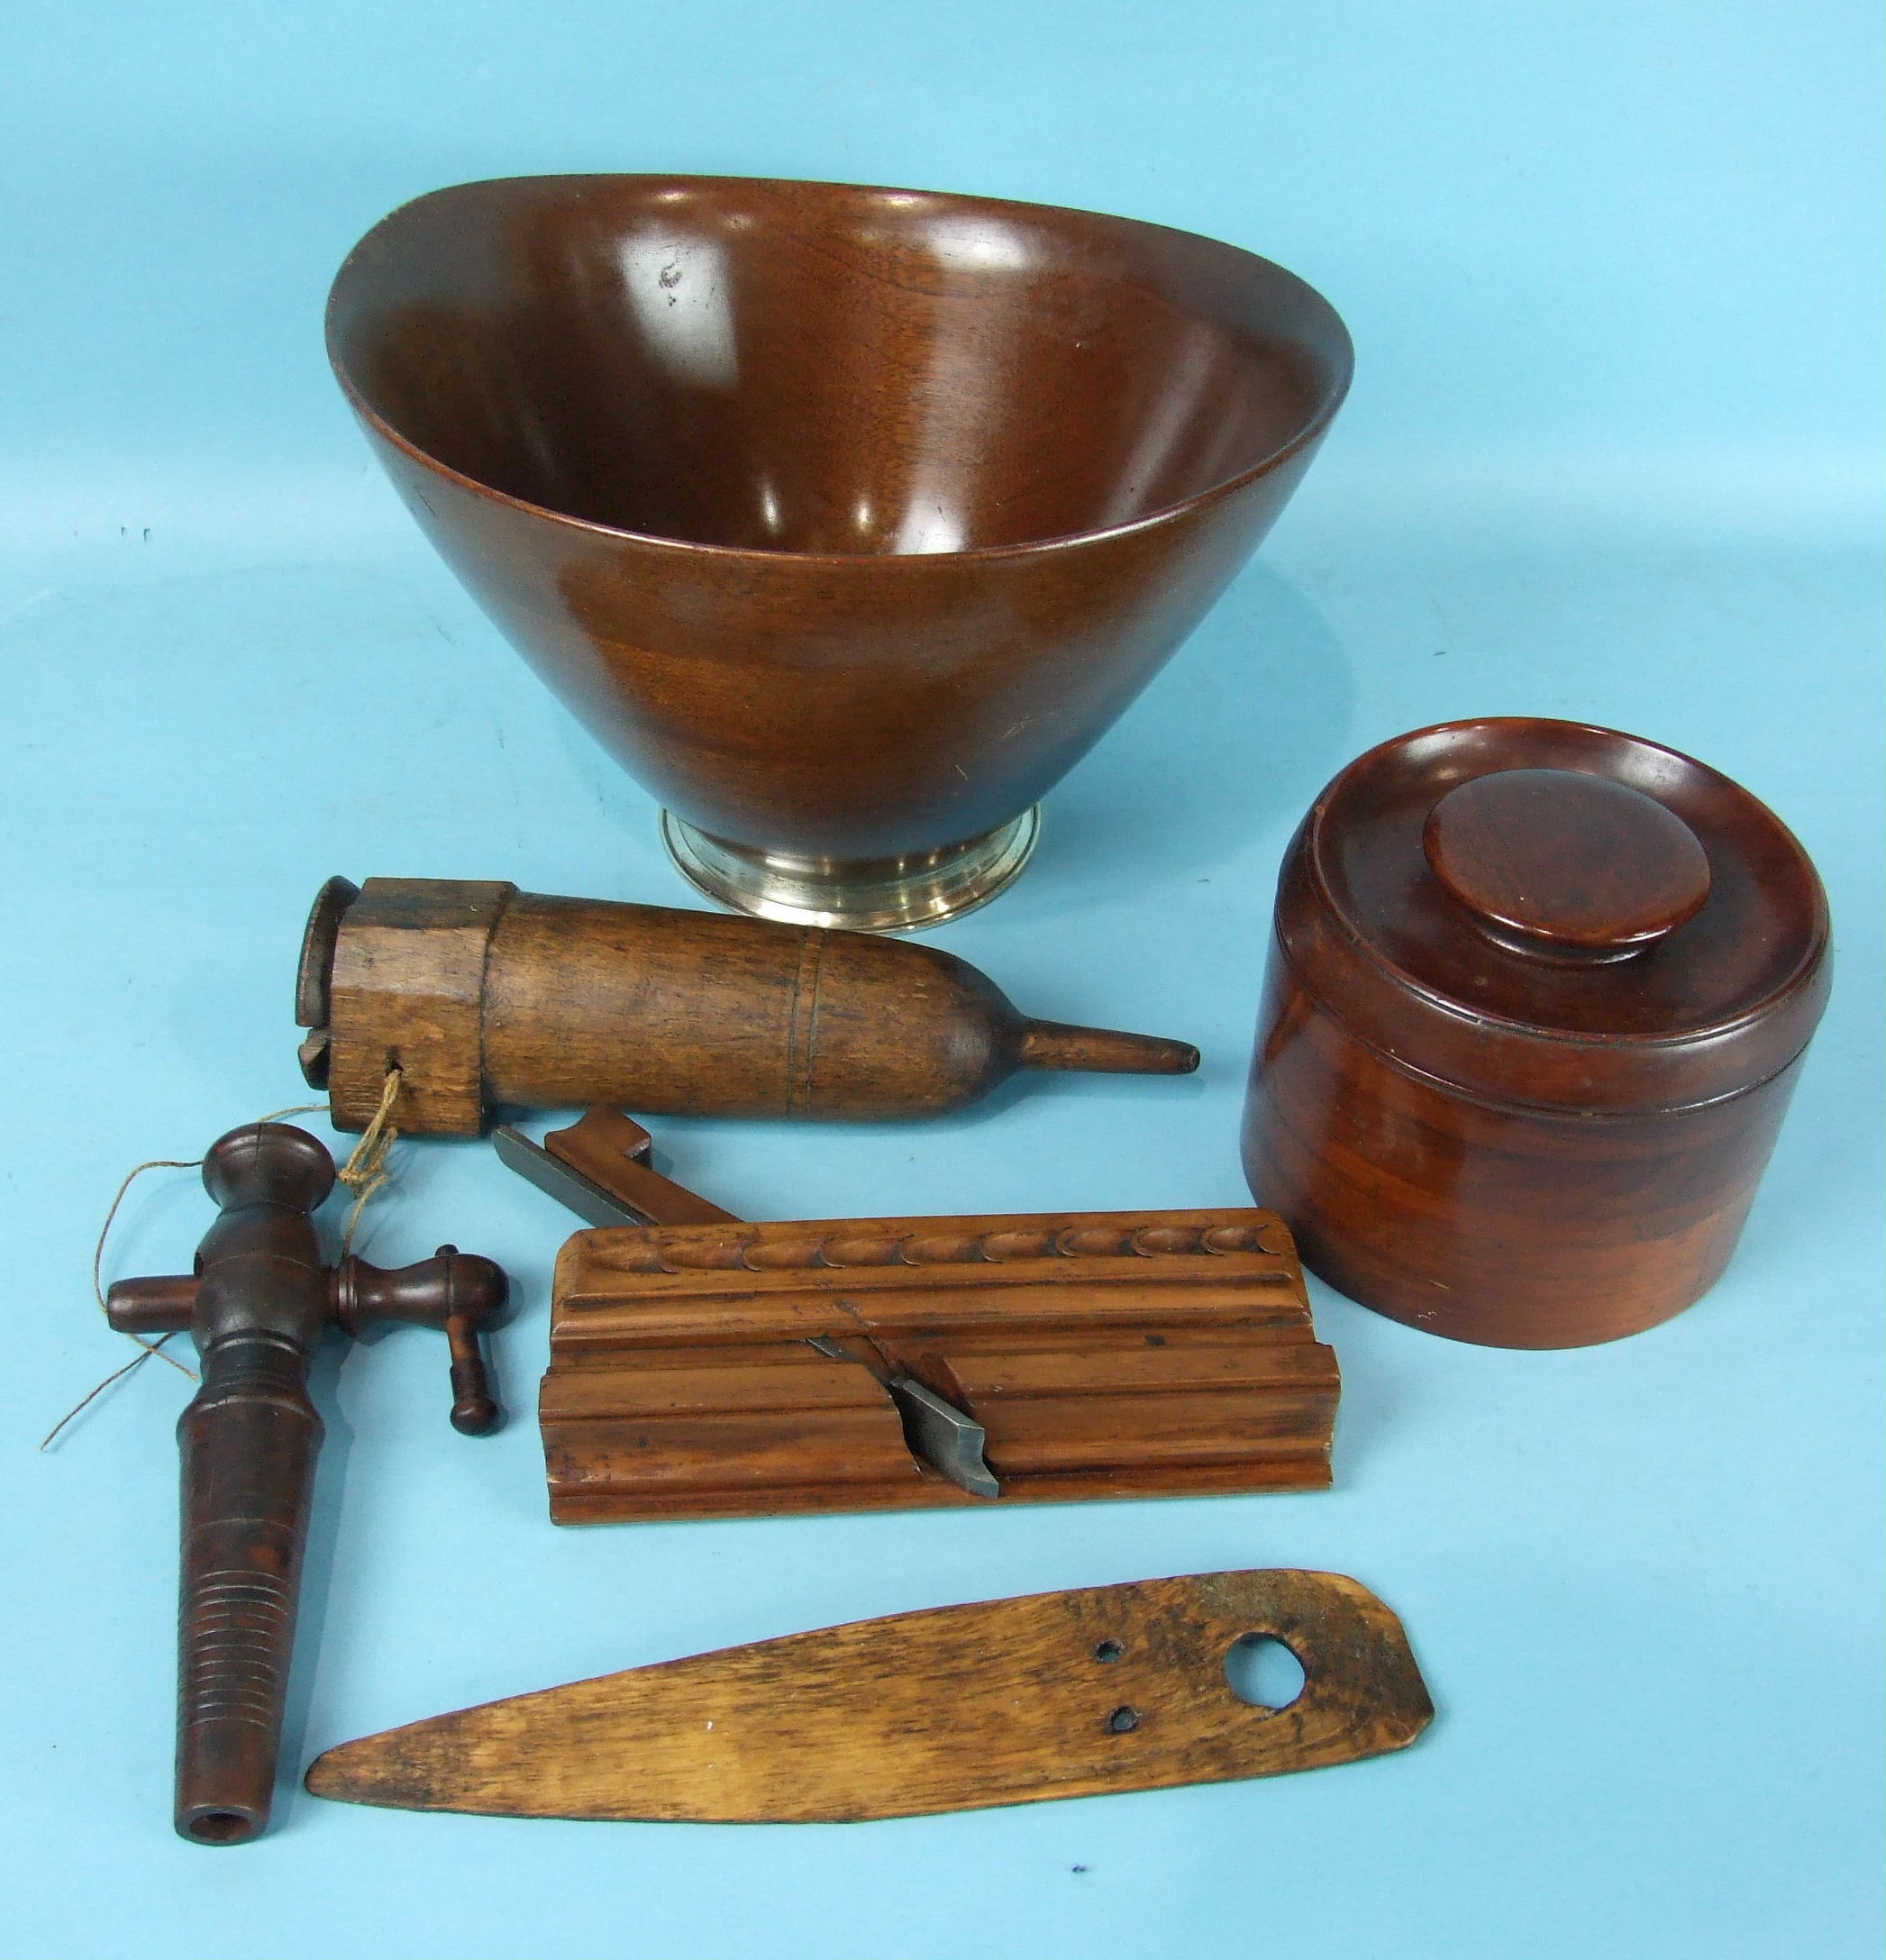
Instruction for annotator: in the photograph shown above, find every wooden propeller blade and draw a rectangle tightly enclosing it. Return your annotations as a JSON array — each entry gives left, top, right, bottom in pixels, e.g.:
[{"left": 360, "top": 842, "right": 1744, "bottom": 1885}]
[{"left": 305, "top": 1571, "right": 1431, "bottom": 1823}]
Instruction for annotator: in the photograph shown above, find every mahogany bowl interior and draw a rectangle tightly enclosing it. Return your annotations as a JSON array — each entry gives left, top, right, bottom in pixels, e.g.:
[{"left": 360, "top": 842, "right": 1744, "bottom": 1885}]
[{"left": 326, "top": 176, "right": 1352, "bottom": 560}]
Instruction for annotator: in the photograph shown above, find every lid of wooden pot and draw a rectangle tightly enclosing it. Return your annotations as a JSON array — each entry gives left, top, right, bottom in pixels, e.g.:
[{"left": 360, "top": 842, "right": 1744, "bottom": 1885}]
[{"left": 1274, "top": 719, "right": 1830, "bottom": 1114}]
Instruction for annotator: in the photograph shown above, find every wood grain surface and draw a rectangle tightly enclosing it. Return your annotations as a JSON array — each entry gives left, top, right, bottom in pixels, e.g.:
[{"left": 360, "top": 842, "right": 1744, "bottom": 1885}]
[
  {"left": 1243, "top": 717, "right": 1830, "bottom": 1347},
  {"left": 542, "top": 1208, "right": 1338, "bottom": 1521},
  {"left": 304, "top": 877, "right": 1196, "bottom": 1134},
  {"left": 103, "top": 1126, "right": 507, "bottom": 1845},
  {"left": 325, "top": 176, "right": 1351, "bottom": 870},
  {"left": 304, "top": 1570, "right": 1431, "bottom": 1822}
]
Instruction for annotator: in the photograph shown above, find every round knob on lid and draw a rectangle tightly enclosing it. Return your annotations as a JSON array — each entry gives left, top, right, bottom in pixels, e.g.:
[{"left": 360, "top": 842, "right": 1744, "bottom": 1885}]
[{"left": 1423, "top": 769, "right": 1711, "bottom": 962}]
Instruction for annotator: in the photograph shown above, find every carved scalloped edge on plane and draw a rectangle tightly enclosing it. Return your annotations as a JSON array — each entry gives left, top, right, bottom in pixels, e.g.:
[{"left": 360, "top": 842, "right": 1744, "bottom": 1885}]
[{"left": 579, "top": 1210, "right": 1298, "bottom": 1276}]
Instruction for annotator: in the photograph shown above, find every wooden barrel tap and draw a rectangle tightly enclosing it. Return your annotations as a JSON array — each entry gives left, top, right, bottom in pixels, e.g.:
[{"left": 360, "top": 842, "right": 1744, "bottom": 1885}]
[{"left": 105, "top": 1123, "right": 508, "bottom": 1843}]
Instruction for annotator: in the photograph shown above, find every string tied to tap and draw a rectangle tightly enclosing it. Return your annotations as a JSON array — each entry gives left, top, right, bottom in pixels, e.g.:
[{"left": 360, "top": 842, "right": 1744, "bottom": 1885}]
[
  {"left": 42, "top": 1077, "right": 401, "bottom": 1450},
  {"left": 337, "top": 1065, "right": 404, "bottom": 1253}
]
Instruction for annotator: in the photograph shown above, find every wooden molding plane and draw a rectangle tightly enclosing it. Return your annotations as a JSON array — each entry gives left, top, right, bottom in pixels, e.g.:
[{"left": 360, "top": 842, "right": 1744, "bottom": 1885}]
[{"left": 542, "top": 1208, "right": 1339, "bottom": 1523}]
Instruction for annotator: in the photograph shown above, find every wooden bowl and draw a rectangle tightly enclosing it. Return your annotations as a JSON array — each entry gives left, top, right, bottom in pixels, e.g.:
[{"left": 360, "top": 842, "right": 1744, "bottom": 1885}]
[{"left": 328, "top": 177, "right": 1351, "bottom": 927}]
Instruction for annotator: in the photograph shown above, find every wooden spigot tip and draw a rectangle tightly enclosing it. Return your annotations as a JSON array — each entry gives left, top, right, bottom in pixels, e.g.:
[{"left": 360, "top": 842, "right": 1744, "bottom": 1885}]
[{"left": 1019, "top": 1021, "right": 1200, "bottom": 1076}]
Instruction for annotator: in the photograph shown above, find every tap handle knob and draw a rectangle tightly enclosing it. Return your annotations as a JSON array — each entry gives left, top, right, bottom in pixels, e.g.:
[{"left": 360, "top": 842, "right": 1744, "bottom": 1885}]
[
  {"left": 444, "top": 1304, "right": 500, "bottom": 1436},
  {"left": 332, "top": 1244, "right": 509, "bottom": 1435}
]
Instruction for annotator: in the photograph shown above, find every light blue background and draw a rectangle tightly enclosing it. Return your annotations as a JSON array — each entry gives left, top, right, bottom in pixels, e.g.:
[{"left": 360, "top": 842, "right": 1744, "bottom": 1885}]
[{"left": 3, "top": 5, "right": 1880, "bottom": 1956}]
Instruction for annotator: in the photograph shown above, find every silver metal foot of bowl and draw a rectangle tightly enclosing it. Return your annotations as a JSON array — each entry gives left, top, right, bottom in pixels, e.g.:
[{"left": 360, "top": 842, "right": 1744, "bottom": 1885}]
[{"left": 660, "top": 808, "right": 1041, "bottom": 933}]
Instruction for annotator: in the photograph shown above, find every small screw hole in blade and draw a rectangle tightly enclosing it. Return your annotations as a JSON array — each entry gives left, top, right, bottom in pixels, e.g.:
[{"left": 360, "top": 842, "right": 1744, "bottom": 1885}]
[
  {"left": 1224, "top": 1634, "right": 1305, "bottom": 1709},
  {"left": 1093, "top": 1638, "right": 1124, "bottom": 1662},
  {"left": 1107, "top": 1705, "right": 1140, "bottom": 1733}
]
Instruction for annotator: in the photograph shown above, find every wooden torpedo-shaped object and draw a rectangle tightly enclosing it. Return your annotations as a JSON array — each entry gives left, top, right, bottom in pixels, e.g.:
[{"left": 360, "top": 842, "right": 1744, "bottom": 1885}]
[{"left": 305, "top": 1571, "right": 1431, "bottom": 1823}]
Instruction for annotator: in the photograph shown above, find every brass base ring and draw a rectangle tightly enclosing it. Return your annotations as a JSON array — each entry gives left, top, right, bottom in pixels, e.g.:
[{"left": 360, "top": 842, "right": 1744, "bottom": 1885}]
[{"left": 660, "top": 808, "right": 1041, "bottom": 933}]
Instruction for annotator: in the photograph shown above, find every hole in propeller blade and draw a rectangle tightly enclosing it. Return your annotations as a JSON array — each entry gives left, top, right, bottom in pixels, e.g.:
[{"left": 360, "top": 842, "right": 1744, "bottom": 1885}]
[{"left": 1224, "top": 1634, "right": 1305, "bottom": 1709}]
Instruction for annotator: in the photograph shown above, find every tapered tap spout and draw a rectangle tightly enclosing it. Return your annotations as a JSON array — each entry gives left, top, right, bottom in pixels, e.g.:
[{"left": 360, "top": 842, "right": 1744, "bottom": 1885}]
[{"left": 1018, "top": 1021, "right": 1200, "bottom": 1076}]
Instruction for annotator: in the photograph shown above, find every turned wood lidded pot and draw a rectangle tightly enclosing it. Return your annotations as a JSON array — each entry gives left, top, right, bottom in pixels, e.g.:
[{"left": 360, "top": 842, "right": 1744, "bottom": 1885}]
[{"left": 1242, "top": 718, "right": 1830, "bottom": 1348}]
